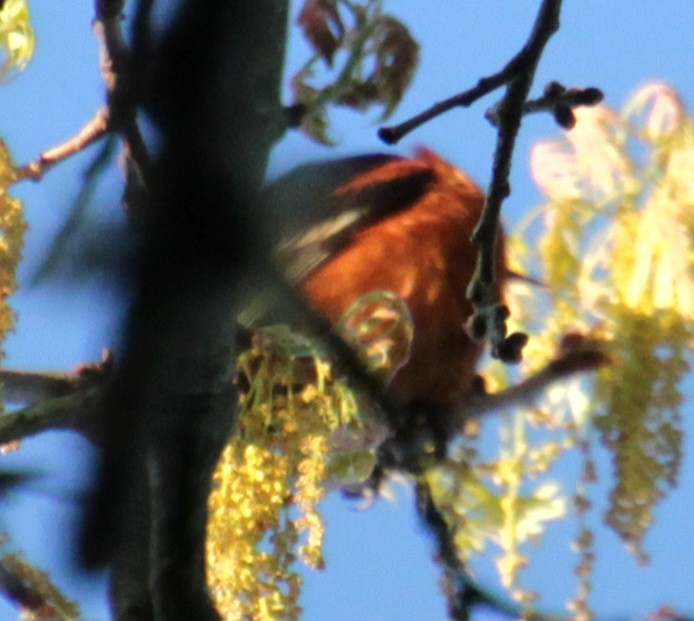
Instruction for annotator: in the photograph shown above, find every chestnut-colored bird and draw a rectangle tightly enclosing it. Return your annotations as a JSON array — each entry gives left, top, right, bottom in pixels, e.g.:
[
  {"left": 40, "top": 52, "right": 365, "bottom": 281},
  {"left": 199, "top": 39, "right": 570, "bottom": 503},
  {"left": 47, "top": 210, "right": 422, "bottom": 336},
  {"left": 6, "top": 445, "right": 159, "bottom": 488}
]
[{"left": 266, "top": 148, "right": 504, "bottom": 432}]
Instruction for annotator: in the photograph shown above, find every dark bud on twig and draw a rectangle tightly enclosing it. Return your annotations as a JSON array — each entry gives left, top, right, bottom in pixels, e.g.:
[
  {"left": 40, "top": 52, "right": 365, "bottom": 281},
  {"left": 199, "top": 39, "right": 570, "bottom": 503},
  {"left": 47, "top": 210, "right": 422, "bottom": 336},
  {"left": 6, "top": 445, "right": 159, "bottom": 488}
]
[
  {"left": 553, "top": 105, "right": 576, "bottom": 129},
  {"left": 570, "top": 86, "right": 604, "bottom": 106},
  {"left": 491, "top": 304, "right": 510, "bottom": 340},
  {"left": 377, "top": 126, "right": 398, "bottom": 144},
  {"left": 543, "top": 80, "right": 566, "bottom": 97},
  {"left": 284, "top": 104, "right": 308, "bottom": 128},
  {"left": 493, "top": 331, "right": 529, "bottom": 364},
  {"left": 467, "top": 313, "right": 488, "bottom": 341}
]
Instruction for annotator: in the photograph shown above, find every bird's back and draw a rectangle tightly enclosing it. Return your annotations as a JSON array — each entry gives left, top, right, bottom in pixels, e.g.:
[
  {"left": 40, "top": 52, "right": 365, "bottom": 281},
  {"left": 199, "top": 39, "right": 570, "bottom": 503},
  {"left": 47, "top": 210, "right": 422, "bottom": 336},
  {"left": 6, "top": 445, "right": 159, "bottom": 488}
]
[{"left": 291, "top": 149, "right": 505, "bottom": 414}]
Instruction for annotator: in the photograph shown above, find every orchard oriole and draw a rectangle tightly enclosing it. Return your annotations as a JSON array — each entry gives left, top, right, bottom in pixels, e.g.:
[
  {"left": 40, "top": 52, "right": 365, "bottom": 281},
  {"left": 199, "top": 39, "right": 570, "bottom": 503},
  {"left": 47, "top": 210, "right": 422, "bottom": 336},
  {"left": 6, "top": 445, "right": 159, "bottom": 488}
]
[{"left": 266, "top": 148, "right": 505, "bottom": 444}]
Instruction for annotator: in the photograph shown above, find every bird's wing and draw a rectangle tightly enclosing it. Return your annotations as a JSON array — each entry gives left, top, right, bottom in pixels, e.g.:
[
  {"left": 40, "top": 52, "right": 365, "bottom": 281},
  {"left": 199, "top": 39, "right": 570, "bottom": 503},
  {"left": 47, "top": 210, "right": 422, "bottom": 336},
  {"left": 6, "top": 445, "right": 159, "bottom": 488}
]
[{"left": 264, "top": 154, "right": 435, "bottom": 282}]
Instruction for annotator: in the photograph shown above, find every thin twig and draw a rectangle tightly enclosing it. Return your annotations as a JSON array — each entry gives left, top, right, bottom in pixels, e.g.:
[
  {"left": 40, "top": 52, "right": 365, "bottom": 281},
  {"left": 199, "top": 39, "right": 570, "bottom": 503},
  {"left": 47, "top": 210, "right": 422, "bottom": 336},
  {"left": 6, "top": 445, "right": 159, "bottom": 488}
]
[
  {"left": 380, "top": 1, "right": 570, "bottom": 363},
  {"left": 378, "top": 66, "right": 517, "bottom": 145},
  {"left": 10, "top": 1, "right": 152, "bottom": 186},
  {"left": 375, "top": 345, "right": 607, "bottom": 472},
  {"left": 94, "top": 0, "right": 152, "bottom": 183},
  {"left": 378, "top": 2, "right": 558, "bottom": 145},
  {"left": 12, "top": 108, "right": 111, "bottom": 183},
  {"left": 454, "top": 347, "right": 608, "bottom": 430},
  {"left": 415, "top": 479, "right": 558, "bottom": 621}
]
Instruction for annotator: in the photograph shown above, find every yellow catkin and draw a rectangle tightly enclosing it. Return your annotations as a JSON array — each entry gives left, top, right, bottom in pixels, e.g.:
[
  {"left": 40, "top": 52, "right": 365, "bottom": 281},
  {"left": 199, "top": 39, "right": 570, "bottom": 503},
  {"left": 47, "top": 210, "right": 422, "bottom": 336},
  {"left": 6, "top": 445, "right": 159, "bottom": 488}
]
[
  {"left": 206, "top": 296, "right": 402, "bottom": 620},
  {"left": 0, "top": 0, "right": 35, "bottom": 82}
]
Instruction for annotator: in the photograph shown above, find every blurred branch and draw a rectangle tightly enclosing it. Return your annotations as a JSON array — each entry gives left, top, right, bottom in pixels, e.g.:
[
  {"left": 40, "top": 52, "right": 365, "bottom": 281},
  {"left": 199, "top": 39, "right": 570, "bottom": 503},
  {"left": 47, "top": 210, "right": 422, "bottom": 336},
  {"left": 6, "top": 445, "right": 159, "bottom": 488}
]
[
  {"left": 0, "top": 350, "right": 113, "bottom": 406},
  {"left": 19, "top": 1, "right": 153, "bottom": 285},
  {"left": 29, "top": 137, "right": 118, "bottom": 285},
  {"left": 94, "top": 0, "right": 151, "bottom": 182},
  {"left": 11, "top": 1, "right": 151, "bottom": 187},
  {"left": 455, "top": 347, "right": 608, "bottom": 429},
  {"left": 0, "top": 553, "right": 80, "bottom": 621},
  {"left": 0, "top": 352, "right": 112, "bottom": 445},
  {"left": 0, "top": 389, "right": 103, "bottom": 446},
  {"left": 375, "top": 344, "right": 608, "bottom": 474},
  {"left": 0, "top": 369, "right": 82, "bottom": 405},
  {"left": 79, "top": 4, "right": 291, "bottom": 621},
  {"left": 415, "top": 479, "right": 556, "bottom": 621}
]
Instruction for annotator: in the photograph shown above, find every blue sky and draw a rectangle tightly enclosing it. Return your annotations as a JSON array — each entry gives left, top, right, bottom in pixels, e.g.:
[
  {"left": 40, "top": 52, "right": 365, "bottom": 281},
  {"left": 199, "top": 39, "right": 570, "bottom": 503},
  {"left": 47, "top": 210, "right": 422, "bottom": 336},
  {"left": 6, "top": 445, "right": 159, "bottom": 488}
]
[{"left": 0, "top": 2, "right": 693, "bottom": 620}]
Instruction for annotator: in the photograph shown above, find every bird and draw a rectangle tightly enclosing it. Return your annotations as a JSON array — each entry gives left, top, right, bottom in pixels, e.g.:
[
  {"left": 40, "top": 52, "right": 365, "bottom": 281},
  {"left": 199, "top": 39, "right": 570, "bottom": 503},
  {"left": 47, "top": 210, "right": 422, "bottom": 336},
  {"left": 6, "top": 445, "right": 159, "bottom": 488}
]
[{"left": 264, "top": 148, "right": 506, "bottom": 447}]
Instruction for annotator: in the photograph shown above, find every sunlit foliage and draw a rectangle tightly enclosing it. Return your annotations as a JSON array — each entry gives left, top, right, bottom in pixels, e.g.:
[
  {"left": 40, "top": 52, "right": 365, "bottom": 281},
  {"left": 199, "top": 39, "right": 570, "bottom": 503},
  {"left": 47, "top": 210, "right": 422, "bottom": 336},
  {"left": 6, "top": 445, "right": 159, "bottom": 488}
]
[
  {"left": 529, "top": 82, "right": 692, "bottom": 556},
  {"left": 492, "top": 82, "right": 692, "bottom": 613},
  {"left": 207, "top": 83, "right": 692, "bottom": 620},
  {"left": 0, "top": 140, "right": 27, "bottom": 367},
  {"left": 292, "top": 0, "right": 419, "bottom": 143},
  {"left": 207, "top": 292, "right": 411, "bottom": 621},
  {"left": 0, "top": 0, "right": 34, "bottom": 82}
]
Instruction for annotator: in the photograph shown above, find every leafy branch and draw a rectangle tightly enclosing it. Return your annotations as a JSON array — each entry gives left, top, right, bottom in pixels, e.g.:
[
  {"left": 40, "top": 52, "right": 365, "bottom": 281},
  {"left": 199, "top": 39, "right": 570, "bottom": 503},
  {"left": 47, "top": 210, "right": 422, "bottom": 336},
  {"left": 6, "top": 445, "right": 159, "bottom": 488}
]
[{"left": 291, "top": 0, "right": 419, "bottom": 143}]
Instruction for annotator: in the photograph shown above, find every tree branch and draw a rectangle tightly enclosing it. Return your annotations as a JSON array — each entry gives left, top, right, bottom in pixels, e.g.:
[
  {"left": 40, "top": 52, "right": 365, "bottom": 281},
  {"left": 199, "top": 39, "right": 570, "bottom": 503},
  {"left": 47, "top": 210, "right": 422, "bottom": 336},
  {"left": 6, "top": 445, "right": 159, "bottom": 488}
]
[
  {"left": 11, "top": 1, "right": 152, "bottom": 187},
  {"left": 457, "top": 348, "right": 608, "bottom": 427},
  {"left": 12, "top": 108, "right": 111, "bottom": 183},
  {"left": 415, "top": 479, "right": 558, "bottom": 621},
  {"left": 0, "top": 369, "right": 80, "bottom": 405},
  {"left": 0, "top": 350, "right": 112, "bottom": 406},
  {"left": 380, "top": 2, "right": 601, "bottom": 365},
  {"left": 374, "top": 344, "right": 608, "bottom": 475},
  {"left": 378, "top": 66, "right": 517, "bottom": 145},
  {"left": 378, "top": 1, "right": 559, "bottom": 145},
  {"left": 0, "top": 389, "right": 103, "bottom": 446},
  {"left": 94, "top": 0, "right": 151, "bottom": 183},
  {"left": 465, "top": 0, "right": 563, "bottom": 363}
]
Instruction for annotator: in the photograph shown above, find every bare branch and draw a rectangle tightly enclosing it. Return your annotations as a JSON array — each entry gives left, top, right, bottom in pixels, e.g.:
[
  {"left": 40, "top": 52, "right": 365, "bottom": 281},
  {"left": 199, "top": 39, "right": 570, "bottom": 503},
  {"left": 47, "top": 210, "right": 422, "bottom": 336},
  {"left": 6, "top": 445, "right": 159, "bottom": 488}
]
[
  {"left": 381, "top": 2, "right": 582, "bottom": 365},
  {"left": 10, "top": 1, "right": 152, "bottom": 187},
  {"left": 12, "top": 108, "right": 111, "bottom": 183},
  {"left": 80, "top": 5, "right": 291, "bottom": 621},
  {"left": 374, "top": 345, "right": 608, "bottom": 474},
  {"left": 378, "top": 68, "right": 514, "bottom": 145},
  {"left": 0, "top": 553, "right": 80, "bottom": 621},
  {"left": 415, "top": 479, "right": 557, "bottom": 621},
  {"left": 457, "top": 348, "right": 608, "bottom": 426},
  {"left": 94, "top": 0, "right": 152, "bottom": 184},
  {"left": 0, "top": 353, "right": 112, "bottom": 408},
  {"left": 487, "top": 81, "right": 604, "bottom": 129},
  {"left": 0, "top": 389, "right": 103, "bottom": 446},
  {"left": 0, "top": 561, "right": 45, "bottom": 616},
  {"left": 0, "top": 369, "right": 80, "bottom": 405},
  {"left": 0, "top": 351, "right": 112, "bottom": 444},
  {"left": 379, "top": 1, "right": 560, "bottom": 145}
]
